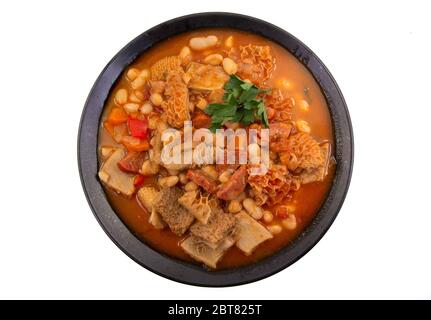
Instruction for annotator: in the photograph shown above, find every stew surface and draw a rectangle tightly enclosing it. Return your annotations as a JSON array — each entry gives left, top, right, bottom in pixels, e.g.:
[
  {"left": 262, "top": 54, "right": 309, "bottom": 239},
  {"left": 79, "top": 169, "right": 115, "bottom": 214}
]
[{"left": 98, "top": 28, "right": 334, "bottom": 269}]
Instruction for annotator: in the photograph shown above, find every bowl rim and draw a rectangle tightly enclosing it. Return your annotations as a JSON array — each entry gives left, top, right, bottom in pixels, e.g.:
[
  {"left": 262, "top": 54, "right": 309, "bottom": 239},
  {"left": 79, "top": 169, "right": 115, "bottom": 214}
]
[{"left": 78, "top": 12, "right": 354, "bottom": 287}]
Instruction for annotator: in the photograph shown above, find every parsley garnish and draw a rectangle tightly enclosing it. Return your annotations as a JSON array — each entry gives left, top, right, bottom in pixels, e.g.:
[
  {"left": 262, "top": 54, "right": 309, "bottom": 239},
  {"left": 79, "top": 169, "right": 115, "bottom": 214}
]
[{"left": 205, "top": 75, "right": 270, "bottom": 132}]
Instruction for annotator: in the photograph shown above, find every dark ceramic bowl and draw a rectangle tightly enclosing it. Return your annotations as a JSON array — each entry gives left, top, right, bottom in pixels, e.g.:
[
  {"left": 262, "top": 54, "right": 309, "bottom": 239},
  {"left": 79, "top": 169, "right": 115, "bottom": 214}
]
[{"left": 78, "top": 12, "right": 353, "bottom": 287}]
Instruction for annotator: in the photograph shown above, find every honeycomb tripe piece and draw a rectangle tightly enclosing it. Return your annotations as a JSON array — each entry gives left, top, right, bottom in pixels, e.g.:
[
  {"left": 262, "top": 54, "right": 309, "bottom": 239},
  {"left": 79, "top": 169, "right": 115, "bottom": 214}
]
[
  {"left": 161, "top": 69, "right": 190, "bottom": 128},
  {"left": 150, "top": 56, "right": 182, "bottom": 81}
]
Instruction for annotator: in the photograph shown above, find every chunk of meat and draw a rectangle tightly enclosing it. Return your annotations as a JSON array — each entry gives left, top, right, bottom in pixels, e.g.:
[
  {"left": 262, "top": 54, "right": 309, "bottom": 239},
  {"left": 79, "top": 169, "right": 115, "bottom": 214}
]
[
  {"left": 153, "top": 187, "right": 194, "bottom": 236},
  {"left": 180, "top": 235, "right": 235, "bottom": 269},
  {"left": 265, "top": 88, "right": 294, "bottom": 122},
  {"left": 269, "top": 122, "right": 294, "bottom": 153},
  {"left": 248, "top": 164, "right": 300, "bottom": 206},
  {"left": 216, "top": 166, "right": 247, "bottom": 200},
  {"left": 185, "top": 62, "right": 229, "bottom": 90},
  {"left": 161, "top": 69, "right": 190, "bottom": 128},
  {"left": 229, "top": 45, "right": 275, "bottom": 87},
  {"left": 137, "top": 186, "right": 159, "bottom": 213},
  {"left": 150, "top": 56, "right": 182, "bottom": 81},
  {"left": 117, "top": 152, "right": 146, "bottom": 174},
  {"left": 280, "top": 132, "right": 329, "bottom": 178},
  {"left": 235, "top": 211, "right": 273, "bottom": 255},
  {"left": 138, "top": 186, "right": 166, "bottom": 230},
  {"left": 190, "top": 208, "right": 236, "bottom": 249},
  {"left": 187, "top": 169, "right": 218, "bottom": 193},
  {"left": 148, "top": 209, "right": 166, "bottom": 230},
  {"left": 281, "top": 138, "right": 331, "bottom": 184},
  {"left": 98, "top": 149, "right": 135, "bottom": 198},
  {"left": 178, "top": 190, "right": 212, "bottom": 224},
  {"left": 192, "top": 112, "right": 212, "bottom": 129}
]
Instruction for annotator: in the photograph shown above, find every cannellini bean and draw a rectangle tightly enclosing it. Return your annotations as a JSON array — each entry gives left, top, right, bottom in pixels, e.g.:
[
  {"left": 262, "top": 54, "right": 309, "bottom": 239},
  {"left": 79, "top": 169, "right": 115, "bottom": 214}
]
[
  {"left": 218, "top": 170, "right": 232, "bottom": 183},
  {"left": 276, "top": 78, "right": 292, "bottom": 89},
  {"left": 159, "top": 176, "right": 179, "bottom": 188},
  {"left": 228, "top": 200, "right": 242, "bottom": 214},
  {"left": 135, "top": 91, "right": 145, "bottom": 100},
  {"left": 296, "top": 120, "right": 311, "bottom": 133},
  {"left": 243, "top": 198, "right": 263, "bottom": 220},
  {"left": 263, "top": 210, "right": 273, "bottom": 224},
  {"left": 140, "top": 160, "right": 159, "bottom": 175},
  {"left": 150, "top": 93, "right": 163, "bottom": 106},
  {"left": 189, "top": 35, "right": 218, "bottom": 51},
  {"left": 131, "top": 69, "right": 150, "bottom": 89},
  {"left": 202, "top": 165, "right": 218, "bottom": 180},
  {"left": 129, "top": 92, "right": 143, "bottom": 103},
  {"left": 114, "top": 89, "right": 128, "bottom": 105},
  {"left": 184, "top": 181, "right": 199, "bottom": 192},
  {"left": 179, "top": 173, "right": 188, "bottom": 184},
  {"left": 123, "top": 103, "right": 140, "bottom": 114},
  {"left": 179, "top": 46, "right": 192, "bottom": 59},
  {"left": 224, "top": 36, "right": 234, "bottom": 48},
  {"left": 222, "top": 58, "right": 238, "bottom": 75},
  {"left": 204, "top": 53, "right": 223, "bottom": 65},
  {"left": 282, "top": 214, "right": 297, "bottom": 230},
  {"left": 140, "top": 102, "right": 153, "bottom": 115},
  {"left": 131, "top": 77, "right": 146, "bottom": 90},
  {"left": 196, "top": 98, "right": 208, "bottom": 110},
  {"left": 268, "top": 225, "right": 282, "bottom": 235},
  {"left": 126, "top": 68, "right": 140, "bottom": 81},
  {"left": 298, "top": 99, "right": 310, "bottom": 112}
]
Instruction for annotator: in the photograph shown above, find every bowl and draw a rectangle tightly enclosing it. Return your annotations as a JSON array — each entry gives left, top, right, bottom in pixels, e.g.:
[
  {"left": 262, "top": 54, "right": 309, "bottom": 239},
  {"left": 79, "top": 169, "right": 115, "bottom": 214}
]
[{"left": 78, "top": 12, "right": 354, "bottom": 287}]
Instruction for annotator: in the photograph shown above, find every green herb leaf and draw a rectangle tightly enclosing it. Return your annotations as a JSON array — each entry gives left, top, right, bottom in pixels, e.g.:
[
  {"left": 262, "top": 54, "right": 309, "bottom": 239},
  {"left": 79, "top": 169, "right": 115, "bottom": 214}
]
[{"left": 205, "top": 75, "right": 270, "bottom": 130}]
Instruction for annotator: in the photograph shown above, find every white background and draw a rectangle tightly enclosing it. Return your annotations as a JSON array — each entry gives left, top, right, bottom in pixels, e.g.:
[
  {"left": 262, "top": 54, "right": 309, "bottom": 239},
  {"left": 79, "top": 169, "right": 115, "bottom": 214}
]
[{"left": 0, "top": 0, "right": 430, "bottom": 300}]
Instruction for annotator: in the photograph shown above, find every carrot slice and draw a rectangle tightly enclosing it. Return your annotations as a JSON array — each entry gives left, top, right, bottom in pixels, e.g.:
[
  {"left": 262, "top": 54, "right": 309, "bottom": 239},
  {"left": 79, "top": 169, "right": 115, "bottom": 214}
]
[
  {"left": 106, "top": 107, "right": 128, "bottom": 125},
  {"left": 121, "top": 136, "right": 150, "bottom": 152}
]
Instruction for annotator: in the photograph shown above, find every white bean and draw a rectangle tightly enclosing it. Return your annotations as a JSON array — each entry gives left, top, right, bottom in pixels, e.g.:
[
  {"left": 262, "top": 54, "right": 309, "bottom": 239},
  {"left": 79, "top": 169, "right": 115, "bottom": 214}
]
[
  {"left": 140, "top": 102, "right": 153, "bottom": 115},
  {"left": 296, "top": 120, "right": 311, "bottom": 133},
  {"left": 126, "top": 68, "right": 140, "bottom": 81},
  {"left": 179, "top": 46, "right": 191, "bottom": 60},
  {"left": 268, "top": 225, "right": 282, "bottom": 235},
  {"left": 222, "top": 58, "right": 238, "bottom": 75},
  {"left": 202, "top": 165, "right": 218, "bottom": 180},
  {"left": 150, "top": 93, "right": 163, "bottom": 106},
  {"left": 218, "top": 170, "right": 232, "bottom": 183},
  {"left": 140, "top": 160, "right": 159, "bottom": 175},
  {"left": 224, "top": 36, "right": 234, "bottom": 48},
  {"left": 123, "top": 103, "right": 140, "bottom": 114},
  {"left": 243, "top": 198, "right": 263, "bottom": 220},
  {"left": 282, "top": 214, "right": 297, "bottom": 230},
  {"left": 189, "top": 35, "right": 218, "bottom": 51},
  {"left": 263, "top": 210, "right": 273, "bottom": 224},
  {"left": 114, "top": 89, "right": 128, "bottom": 105},
  {"left": 299, "top": 100, "right": 310, "bottom": 112},
  {"left": 159, "top": 176, "right": 179, "bottom": 188},
  {"left": 184, "top": 181, "right": 199, "bottom": 192},
  {"left": 228, "top": 200, "right": 242, "bottom": 214},
  {"left": 204, "top": 54, "right": 223, "bottom": 65}
]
